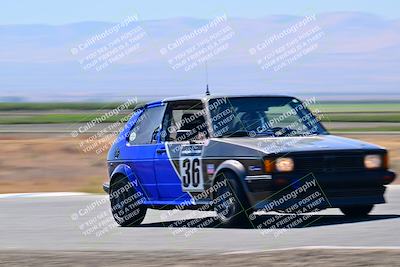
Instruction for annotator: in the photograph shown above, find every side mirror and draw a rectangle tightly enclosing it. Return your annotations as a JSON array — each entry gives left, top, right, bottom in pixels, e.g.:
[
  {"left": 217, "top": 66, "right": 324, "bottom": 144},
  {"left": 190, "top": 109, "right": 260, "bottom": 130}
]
[{"left": 151, "top": 127, "right": 160, "bottom": 143}]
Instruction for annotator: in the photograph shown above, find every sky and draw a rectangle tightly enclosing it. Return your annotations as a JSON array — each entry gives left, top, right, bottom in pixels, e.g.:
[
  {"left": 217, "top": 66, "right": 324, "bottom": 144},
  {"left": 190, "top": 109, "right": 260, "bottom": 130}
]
[
  {"left": 1, "top": 1, "right": 399, "bottom": 101},
  {"left": 2, "top": 0, "right": 400, "bottom": 25}
]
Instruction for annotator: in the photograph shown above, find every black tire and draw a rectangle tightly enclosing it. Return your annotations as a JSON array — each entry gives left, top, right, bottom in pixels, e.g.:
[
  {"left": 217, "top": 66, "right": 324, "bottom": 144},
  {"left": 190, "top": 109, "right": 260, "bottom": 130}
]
[
  {"left": 213, "top": 171, "right": 251, "bottom": 226},
  {"left": 340, "top": 205, "right": 374, "bottom": 217},
  {"left": 109, "top": 175, "right": 147, "bottom": 227}
]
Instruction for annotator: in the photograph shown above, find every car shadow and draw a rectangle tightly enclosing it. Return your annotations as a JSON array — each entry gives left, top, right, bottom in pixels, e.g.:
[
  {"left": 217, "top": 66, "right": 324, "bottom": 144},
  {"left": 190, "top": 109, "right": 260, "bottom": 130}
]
[{"left": 137, "top": 214, "right": 400, "bottom": 229}]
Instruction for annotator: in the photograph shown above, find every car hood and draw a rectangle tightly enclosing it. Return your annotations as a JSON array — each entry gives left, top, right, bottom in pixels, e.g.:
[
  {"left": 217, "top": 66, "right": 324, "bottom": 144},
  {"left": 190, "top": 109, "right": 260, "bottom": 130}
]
[{"left": 207, "top": 134, "right": 384, "bottom": 156}]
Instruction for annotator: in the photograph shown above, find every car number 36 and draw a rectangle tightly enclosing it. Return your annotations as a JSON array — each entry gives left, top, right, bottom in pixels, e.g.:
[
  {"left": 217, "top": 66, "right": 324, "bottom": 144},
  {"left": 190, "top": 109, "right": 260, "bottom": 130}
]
[{"left": 179, "top": 157, "right": 204, "bottom": 192}]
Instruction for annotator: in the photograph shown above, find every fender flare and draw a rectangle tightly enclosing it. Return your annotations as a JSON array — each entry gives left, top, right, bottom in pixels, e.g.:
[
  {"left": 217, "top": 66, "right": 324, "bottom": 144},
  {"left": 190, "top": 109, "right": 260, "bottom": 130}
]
[
  {"left": 109, "top": 164, "right": 145, "bottom": 197},
  {"left": 210, "top": 160, "right": 249, "bottom": 197}
]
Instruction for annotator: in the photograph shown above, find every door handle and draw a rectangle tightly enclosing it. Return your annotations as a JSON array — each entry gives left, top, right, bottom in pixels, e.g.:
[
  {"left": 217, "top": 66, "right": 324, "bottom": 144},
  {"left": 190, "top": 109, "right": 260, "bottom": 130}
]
[{"left": 156, "top": 148, "right": 166, "bottom": 154}]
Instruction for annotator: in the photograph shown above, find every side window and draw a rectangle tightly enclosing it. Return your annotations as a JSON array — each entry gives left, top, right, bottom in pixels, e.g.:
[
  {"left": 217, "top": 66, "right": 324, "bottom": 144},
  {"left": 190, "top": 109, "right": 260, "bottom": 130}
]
[
  {"left": 129, "top": 105, "right": 166, "bottom": 145},
  {"left": 162, "top": 101, "right": 209, "bottom": 142}
]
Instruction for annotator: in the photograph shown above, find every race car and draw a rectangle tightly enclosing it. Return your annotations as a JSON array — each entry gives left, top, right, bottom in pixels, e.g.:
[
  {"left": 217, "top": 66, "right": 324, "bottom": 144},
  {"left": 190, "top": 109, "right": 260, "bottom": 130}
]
[{"left": 103, "top": 95, "right": 396, "bottom": 226}]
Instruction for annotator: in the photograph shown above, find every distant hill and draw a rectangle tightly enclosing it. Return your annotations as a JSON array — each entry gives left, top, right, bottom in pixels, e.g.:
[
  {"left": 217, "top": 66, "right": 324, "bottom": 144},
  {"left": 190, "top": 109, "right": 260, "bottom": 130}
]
[{"left": 0, "top": 12, "right": 399, "bottom": 101}]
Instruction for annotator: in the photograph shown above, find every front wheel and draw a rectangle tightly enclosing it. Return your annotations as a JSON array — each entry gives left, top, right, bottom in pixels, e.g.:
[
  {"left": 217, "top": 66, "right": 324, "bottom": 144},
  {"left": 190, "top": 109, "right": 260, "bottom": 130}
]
[
  {"left": 340, "top": 205, "right": 374, "bottom": 217},
  {"left": 109, "top": 175, "right": 147, "bottom": 227},
  {"left": 213, "top": 171, "right": 251, "bottom": 226}
]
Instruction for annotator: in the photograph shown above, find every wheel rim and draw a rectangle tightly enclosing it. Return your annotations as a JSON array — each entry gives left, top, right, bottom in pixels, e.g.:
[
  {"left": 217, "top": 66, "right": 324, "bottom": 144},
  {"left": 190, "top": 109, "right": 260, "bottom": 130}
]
[
  {"left": 215, "top": 182, "right": 237, "bottom": 222},
  {"left": 110, "top": 179, "right": 130, "bottom": 224}
]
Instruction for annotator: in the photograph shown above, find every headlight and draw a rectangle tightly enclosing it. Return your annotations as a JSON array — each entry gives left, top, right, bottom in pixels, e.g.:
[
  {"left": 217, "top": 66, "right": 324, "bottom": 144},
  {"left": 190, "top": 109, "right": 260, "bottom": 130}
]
[
  {"left": 275, "top": 157, "right": 294, "bottom": 172},
  {"left": 364, "top": 154, "right": 382, "bottom": 169}
]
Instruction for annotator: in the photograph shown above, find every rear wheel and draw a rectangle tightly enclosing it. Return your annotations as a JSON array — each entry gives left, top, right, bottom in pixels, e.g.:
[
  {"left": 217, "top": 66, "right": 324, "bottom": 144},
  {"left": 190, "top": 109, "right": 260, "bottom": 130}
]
[
  {"left": 340, "top": 205, "right": 374, "bottom": 217},
  {"left": 213, "top": 171, "right": 251, "bottom": 226},
  {"left": 109, "top": 175, "right": 147, "bottom": 226}
]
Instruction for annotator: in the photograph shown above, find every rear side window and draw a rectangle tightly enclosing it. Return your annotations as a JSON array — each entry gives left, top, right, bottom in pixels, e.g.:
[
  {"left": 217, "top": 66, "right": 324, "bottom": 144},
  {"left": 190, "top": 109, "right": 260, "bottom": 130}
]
[{"left": 129, "top": 105, "right": 165, "bottom": 145}]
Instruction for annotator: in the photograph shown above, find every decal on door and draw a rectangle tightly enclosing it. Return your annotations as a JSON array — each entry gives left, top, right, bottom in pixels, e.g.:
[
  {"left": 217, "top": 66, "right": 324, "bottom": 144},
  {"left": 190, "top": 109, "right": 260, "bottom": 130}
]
[{"left": 179, "top": 144, "right": 204, "bottom": 192}]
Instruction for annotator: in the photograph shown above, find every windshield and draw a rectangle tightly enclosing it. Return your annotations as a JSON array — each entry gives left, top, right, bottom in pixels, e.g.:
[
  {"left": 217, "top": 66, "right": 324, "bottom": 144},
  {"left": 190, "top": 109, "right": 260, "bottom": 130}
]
[{"left": 208, "top": 97, "right": 327, "bottom": 137}]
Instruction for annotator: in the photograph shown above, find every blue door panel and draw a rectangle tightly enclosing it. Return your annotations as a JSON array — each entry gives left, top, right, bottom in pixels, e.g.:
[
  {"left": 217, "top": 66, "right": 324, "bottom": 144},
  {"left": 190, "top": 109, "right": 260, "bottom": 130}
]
[
  {"left": 154, "top": 143, "right": 192, "bottom": 201},
  {"left": 114, "top": 135, "right": 159, "bottom": 200},
  {"left": 128, "top": 160, "right": 158, "bottom": 200}
]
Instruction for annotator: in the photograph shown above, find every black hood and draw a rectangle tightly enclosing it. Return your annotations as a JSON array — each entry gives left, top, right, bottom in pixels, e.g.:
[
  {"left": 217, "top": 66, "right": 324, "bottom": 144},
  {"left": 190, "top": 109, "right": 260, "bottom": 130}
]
[{"left": 203, "top": 135, "right": 384, "bottom": 157}]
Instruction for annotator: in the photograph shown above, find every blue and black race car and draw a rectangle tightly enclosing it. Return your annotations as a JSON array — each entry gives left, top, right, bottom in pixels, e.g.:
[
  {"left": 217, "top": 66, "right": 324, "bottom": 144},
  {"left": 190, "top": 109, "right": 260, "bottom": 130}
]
[{"left": 103, "top": 95, "right": 396, "bottom": 226}]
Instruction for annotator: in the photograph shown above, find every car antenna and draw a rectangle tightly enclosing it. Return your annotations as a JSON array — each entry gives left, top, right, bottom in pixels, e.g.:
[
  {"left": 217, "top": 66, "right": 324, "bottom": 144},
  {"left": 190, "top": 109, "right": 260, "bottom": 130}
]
[{"left": 205, "top": 61, "right": 210, "bottom": 96}]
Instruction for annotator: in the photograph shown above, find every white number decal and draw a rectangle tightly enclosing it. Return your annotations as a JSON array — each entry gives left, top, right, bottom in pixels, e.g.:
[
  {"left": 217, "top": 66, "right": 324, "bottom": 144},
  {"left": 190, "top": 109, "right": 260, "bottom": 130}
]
[{"left": 180, "top": 157, "right": 204, "bottom": 192}]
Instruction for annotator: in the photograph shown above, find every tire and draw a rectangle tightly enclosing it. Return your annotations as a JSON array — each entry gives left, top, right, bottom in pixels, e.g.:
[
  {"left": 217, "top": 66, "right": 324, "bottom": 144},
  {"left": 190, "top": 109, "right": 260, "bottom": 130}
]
[
  {"left": 109, "top": 175, "right": 147, "bottom": 227},
  {"left": 213, "top": 171, "right": 251, "bottom": 226},
  {"left": 340, "top": 205, "right": 374, "bottom": 217}
]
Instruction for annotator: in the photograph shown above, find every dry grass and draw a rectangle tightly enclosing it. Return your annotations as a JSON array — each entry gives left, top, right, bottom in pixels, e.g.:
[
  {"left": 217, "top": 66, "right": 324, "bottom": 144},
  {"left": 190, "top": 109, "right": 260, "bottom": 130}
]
[
  {"left": 0, "top": 134, "right": 109, "bottom": 193},
  {"left": 0, "top": 133, "right": 398, "bottom": 193}
]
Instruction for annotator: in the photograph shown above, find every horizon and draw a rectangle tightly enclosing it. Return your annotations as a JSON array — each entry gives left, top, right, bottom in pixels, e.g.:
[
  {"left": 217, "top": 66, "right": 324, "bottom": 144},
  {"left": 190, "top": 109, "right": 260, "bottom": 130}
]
[
  {"left": 1, "top": 11, "right": 399, "bottom": 101},
  {"left": 1, "top": 11, "right": 400, "bottom": 26},
  {"left": 2, "top": 0, "right": 400, "bottom": 24}
]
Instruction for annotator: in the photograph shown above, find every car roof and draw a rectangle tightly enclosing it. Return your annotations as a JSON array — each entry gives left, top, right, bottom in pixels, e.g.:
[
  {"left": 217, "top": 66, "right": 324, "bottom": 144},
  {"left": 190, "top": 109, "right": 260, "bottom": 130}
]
[{"left": 145, "top": 94, "right": 295, "bottom": 106}]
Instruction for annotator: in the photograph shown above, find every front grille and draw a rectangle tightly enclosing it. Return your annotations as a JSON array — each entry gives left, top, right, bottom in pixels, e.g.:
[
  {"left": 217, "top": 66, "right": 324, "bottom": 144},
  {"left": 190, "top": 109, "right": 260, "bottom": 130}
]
[{"left": 293, "top": 152, "right": 365, "bottom": 172}]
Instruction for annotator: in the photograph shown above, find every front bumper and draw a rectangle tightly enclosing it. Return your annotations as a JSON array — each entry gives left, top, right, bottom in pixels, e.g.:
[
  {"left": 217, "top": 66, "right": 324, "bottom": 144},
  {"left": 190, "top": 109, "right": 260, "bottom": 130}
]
[{"left": 245, "top": 169, "right": 396, "bottom": 210}]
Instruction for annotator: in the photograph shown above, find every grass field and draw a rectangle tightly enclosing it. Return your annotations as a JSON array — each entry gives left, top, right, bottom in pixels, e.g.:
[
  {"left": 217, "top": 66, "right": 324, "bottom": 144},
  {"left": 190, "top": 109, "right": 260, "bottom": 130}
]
[
  {"left": 0, "top": 102, "right": 399, "bottom": 129},
  {"left": 310, "top": 102, "right": 400, "bottom": 113},
  {"left": 0, "top": 102, "right": 142, "bottom": 111},
  {"left": 0, "top": 114, "right": 128, "bottom": 124},
  {"left": 312, "top": 102, "right": 400, "bottom": 124},
  {"left": 330, "top": 127, "right": 400, "bottom": 132},
  {"left": 321, "top": 113, "right": 400, "bottom": 122}
]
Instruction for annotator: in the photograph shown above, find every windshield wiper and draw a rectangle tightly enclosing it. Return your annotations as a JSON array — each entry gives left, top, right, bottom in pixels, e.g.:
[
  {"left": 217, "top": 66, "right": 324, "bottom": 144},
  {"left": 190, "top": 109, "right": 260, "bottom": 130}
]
[{"left": 217, "top": 130, "right": 249, "bottom": 137}]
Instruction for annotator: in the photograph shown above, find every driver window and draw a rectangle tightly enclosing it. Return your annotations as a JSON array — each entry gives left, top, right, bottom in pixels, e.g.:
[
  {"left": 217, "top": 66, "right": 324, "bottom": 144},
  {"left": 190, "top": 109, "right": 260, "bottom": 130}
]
[{"left": 162, "top": 101, "right": 209, "bottom": 142}]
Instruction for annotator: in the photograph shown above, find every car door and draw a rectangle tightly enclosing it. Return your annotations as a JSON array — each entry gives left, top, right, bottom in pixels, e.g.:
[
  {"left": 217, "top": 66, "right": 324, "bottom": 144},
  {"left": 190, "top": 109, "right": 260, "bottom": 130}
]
[
  {"left": 154, "top": 100, "right": 208, "bottom": 200},
  {"left": 125, "top": 103, "right": 166, "bottom": 200}
]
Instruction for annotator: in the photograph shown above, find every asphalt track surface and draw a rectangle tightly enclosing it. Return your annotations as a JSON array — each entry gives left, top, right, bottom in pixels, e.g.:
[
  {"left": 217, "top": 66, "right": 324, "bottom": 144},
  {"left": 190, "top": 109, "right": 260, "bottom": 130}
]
[{"left": 0, "top": 186, "right": 399, "bottom": 252}]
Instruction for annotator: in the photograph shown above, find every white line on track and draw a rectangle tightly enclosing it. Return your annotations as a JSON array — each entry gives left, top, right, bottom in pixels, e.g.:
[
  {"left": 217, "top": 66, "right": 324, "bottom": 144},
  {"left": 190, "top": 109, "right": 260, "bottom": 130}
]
[
  {"left": 0, "top": 192, "right": 91, "bottom": 199},
  {"left": 0, "top": 185, "right": 398, "bottom": 198},
  {"left": 221, "top": 246, "right": 400, "bottom": 254}
]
